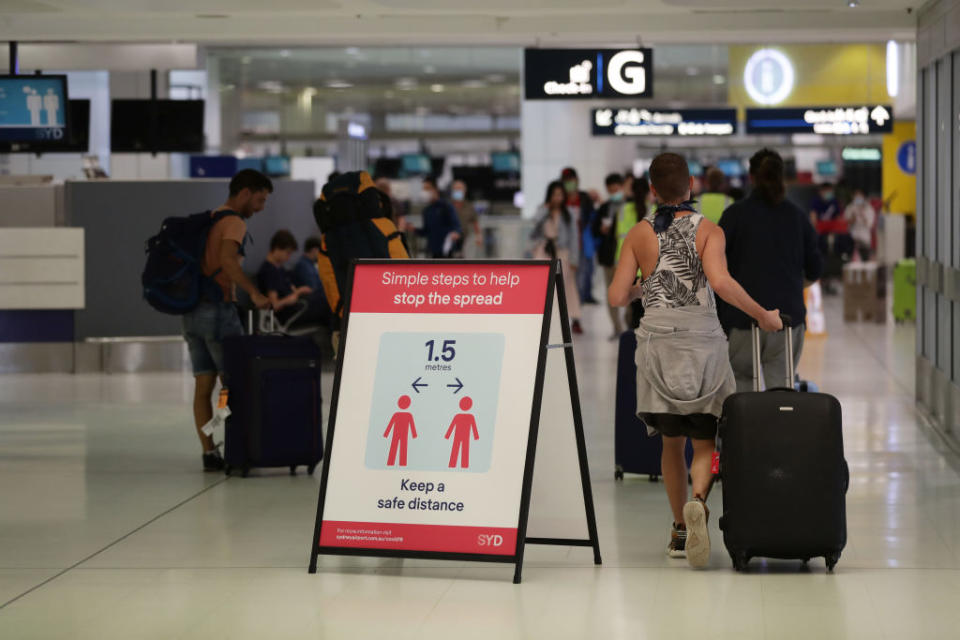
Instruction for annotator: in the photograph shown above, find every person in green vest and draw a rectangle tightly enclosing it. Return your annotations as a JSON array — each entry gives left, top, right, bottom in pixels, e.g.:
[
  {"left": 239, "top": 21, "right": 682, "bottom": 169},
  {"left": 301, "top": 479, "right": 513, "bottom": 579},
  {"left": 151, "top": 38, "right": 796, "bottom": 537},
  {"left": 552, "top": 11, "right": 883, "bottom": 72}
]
[
  {"left": 615, "top": 176, "right": 653, "bottom": 262},
  {"left": 699, "top": 167, "right": 733, "bottom": 224}
]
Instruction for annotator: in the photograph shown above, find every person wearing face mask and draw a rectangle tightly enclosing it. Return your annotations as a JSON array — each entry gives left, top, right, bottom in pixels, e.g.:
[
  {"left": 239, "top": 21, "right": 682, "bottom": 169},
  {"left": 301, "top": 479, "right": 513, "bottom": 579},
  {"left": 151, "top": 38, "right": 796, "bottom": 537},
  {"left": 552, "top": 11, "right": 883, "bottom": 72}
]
[
  {"left": 561, "top": 167, "right": 598, "bottom": 305},
  {"left": 532, "top": 181, "right": 583, "bottom": 334},
  {"left": 409, "top": 176, "right": 461, "bottom": 258},
  {"left": 844, "top": 189, "right": 876, "bottom": 262},
  {"left": 592, "top": 173, "right": 626, "bottom": 338},
  {"left": 450, "top": 179, "right": 482, "bottom": 259}
]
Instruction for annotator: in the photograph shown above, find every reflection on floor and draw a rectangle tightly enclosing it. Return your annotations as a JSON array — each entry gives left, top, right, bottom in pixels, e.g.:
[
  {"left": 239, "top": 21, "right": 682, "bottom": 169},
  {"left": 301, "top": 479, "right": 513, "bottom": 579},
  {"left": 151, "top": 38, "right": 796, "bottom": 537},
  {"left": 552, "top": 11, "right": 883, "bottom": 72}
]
[{"left": 1, "top": 294, "right": 958, "bottom": 640}]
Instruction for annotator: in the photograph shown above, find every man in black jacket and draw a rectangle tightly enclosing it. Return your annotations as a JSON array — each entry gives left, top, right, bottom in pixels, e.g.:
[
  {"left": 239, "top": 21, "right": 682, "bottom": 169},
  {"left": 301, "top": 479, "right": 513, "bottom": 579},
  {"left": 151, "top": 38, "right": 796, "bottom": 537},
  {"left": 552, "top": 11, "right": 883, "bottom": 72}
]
[{"left": 718, "top": 149, "right": 823, "bottom": 391}]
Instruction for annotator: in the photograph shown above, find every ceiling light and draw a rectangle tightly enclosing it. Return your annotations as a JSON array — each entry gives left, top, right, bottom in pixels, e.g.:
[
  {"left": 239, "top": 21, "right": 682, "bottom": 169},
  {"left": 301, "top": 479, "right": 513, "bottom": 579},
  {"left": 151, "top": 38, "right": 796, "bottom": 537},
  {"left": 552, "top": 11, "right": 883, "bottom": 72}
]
[
  {"left": 258, "top": 81, "right": 284, "bottom": 93},
  {"left": 713, "top": 74, "right": 726, "bottom": 85},
  {"left": 431, "top": 84, "right": 444, "bottom": 93},
  {"left": 886, "top": 40, "right": 899, "bottom": 98},
  {"left": 396, "top": 78, "right": 418, "bottom": 90},
  {"left": 326, "top": 80, "right": 353, "bottom": 89},
  {"left": 847, "top": 0, "right": 859, "bottom": 6},
  {"left": 280, "top": 49, "right": 291, "bottom": 58}
]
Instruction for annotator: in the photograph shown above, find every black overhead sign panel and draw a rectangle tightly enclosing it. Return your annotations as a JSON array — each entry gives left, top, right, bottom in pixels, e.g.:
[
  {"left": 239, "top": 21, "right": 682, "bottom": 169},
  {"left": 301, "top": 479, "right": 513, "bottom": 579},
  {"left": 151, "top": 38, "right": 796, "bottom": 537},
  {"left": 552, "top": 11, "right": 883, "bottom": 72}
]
[
  {"left": 745, "top": 105, "right": 894, "bottom": 135},
  {"left": 592, "top": 107, "right": 737, "bottom": 137},
  {"left": 524, "top": 48, "right": 654, "bottom": 100}
]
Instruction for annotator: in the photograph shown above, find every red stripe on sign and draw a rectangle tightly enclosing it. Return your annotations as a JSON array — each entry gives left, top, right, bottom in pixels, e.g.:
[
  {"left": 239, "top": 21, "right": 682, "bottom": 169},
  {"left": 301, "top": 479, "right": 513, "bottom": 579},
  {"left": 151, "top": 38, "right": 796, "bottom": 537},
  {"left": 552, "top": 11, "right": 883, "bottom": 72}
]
[
  {"left": 349, "top": 263, "right": 550, "bottom": 315},
  {"left": 320, "top": 521, "right": 517, "bottom": 556}
]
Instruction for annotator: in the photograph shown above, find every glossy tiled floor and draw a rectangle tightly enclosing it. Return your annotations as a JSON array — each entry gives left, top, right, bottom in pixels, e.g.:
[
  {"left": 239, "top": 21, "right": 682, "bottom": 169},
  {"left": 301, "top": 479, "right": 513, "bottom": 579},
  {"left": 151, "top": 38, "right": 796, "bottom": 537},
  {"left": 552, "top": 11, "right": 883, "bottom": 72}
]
[{"left": 1, "top": 295, "right": 958, "bottom": 639}]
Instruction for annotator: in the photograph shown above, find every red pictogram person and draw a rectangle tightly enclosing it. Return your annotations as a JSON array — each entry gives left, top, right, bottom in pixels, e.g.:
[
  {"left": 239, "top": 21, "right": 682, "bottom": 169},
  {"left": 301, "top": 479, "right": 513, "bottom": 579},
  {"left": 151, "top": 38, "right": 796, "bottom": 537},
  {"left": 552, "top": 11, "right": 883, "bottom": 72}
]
[
  {"left": 445, "top": 396, "right": 479, "bottom": 469},
  {"left": 384, "top": 395, "right": 417, "bottom": 467}
]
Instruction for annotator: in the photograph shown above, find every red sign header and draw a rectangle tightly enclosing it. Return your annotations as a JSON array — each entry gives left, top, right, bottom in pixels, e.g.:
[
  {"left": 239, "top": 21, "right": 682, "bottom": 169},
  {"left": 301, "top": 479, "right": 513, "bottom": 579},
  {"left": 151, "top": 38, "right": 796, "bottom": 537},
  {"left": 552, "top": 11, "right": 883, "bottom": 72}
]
[{"left": 349, "top": 262, "right": 551, "bottom": 315}]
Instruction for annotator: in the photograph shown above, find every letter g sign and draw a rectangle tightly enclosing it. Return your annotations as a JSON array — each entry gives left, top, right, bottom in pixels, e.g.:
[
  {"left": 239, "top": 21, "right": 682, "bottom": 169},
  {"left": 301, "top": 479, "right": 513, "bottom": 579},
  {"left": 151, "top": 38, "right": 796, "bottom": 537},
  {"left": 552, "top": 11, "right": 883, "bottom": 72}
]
[{"left": 608, "top": 50, "right": 647, "bottom": 96}]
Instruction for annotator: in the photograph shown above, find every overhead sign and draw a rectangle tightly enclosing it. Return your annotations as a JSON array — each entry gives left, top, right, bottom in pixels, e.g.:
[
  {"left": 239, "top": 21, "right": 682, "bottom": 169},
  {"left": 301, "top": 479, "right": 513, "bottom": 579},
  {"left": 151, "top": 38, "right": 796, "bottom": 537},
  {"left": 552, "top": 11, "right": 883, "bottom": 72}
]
[
  {"left": 524, "top": 48, "right": 654, "bottom": 100},
  {"left": 745, "top": 105, "right": 894, "bottom": 135},
  {"left": 743, "top": 49, "right": 795, "bottom": 105},
  {"left": 592, "top": 107, "right": 736, "bottom": 137},
  {"left": 0, "top": 75, "right": 69, "bottom": 142},
  {"left": 309, "top": 260, "right": 601, "bottom": 583}
]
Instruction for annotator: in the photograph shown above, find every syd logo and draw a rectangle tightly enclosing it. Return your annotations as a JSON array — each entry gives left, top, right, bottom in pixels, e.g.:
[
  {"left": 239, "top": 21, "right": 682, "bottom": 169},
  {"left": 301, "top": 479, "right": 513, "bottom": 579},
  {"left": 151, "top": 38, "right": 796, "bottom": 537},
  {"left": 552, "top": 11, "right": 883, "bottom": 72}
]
[{"left": 478, "top": 534, "right": 504, "bottom": 547}]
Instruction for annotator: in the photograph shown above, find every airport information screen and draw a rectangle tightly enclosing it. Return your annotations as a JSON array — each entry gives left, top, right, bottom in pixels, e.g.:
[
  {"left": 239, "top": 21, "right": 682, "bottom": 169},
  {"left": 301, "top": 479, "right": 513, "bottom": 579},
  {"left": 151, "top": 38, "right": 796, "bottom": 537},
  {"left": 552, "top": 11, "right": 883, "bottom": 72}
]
[{"left": 0, "top": 76, "right": 69, "bottom": 142}]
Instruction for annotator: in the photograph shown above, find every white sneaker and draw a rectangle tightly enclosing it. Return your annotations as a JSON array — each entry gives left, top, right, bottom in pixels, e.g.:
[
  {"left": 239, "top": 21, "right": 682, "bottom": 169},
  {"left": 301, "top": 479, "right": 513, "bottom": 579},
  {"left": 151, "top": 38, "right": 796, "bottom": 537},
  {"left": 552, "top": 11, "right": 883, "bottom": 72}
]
[{"left": 682, "top": 498, "right": 711, "bottom": 568}]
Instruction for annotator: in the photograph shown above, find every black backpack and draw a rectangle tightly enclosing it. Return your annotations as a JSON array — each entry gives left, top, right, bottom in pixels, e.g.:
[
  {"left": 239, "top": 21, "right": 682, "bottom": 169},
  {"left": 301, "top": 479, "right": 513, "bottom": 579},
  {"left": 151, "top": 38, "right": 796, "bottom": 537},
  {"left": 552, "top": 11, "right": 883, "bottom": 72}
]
[
  {"left": 313, "top": 171, "right": 408, "bottom": 320},
  {"left": 141, "top": 210, "right": 243, "bottom": 315}
]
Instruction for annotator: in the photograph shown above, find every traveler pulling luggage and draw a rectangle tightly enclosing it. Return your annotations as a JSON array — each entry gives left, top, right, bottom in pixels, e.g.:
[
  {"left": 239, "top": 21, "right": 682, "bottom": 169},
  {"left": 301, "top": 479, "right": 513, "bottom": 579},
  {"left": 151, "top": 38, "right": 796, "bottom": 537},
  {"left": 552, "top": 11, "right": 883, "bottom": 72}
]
[
  {"left": 718, "top": 315, "right": 848, "bottom": 572},
  {"left": 222, "top": 313, "right": 323, "bottom": 477},
  {"left": 614, "top": 331, "right": 692, "bottom": 481}
]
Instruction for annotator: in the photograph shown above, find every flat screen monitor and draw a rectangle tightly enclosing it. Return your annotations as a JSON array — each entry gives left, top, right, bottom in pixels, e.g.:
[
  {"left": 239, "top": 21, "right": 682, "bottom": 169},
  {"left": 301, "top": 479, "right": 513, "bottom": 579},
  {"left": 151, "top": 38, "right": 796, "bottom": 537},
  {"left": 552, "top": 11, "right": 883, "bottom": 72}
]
[
  {"left": 111, "top": 99, "right": 204, "bottom": 152},
  {"left": 0, "top": 99, "right": 88, "bottom": 153},
  {"left": 264, "top": 155, "right": 290, "bottom": 176},
  {"left": 816, "top": 160, "right": 838, "bottom": 177},
  {"left": 401, "top": 153, "right": 432, "bottom": 176},
  {"left": 373, "top": 157, "right": 401, "bottom": 179},
  {"left": 687, "top": 160, "right": 703, "bottom": 177},
  {"left": 716, "top": 158, "right": 745, "bottom": 178},
  {"left": 491, "top": 152, "right": 520, "bottom": 174},
  {"left": 0, "top": 75, "right": 69, "bottom": 143}
]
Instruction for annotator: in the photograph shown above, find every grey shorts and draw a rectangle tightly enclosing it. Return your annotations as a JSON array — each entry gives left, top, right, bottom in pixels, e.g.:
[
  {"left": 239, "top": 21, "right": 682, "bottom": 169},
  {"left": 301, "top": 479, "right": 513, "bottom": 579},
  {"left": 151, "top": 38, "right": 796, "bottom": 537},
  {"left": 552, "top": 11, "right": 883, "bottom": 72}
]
[{"left": 181, "top": 302, "right": 243, "bottom": 376}]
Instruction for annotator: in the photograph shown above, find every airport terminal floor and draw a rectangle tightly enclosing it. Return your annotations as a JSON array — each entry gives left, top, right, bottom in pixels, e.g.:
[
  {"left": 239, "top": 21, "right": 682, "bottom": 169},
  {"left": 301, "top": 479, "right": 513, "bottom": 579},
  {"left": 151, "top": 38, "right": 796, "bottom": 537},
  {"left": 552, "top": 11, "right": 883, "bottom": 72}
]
[{"left": 0, "top": 295, "right": 956, "bottom": 639}]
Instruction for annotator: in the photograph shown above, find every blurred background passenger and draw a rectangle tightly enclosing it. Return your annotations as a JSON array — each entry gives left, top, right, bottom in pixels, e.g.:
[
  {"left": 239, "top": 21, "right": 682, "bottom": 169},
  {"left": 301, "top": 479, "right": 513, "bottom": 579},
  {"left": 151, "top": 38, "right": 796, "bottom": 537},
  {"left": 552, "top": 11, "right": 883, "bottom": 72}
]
[
  {"left": 593, "top": 172, "right": 626, "bottom": 338},
  {"left": 450, "top": 179, "right": 482, "bottom": 258},
  {"left": 844, "top": 188, "right": 877, "bottom": 262},
  {"left": 532, "top": 180, "right": 582, "bottom": 334},
  {"left": 699, "top": 167, "right": 733, "bottom": 224},
  {"left": 561, "top": 167, "right": 598, "bottom": 305},
  {"left": 718, "top": 149, "right": 823, "bottom": 392},
  {"left": 410, "top": 176, "right": 461, "bottom": 258}
]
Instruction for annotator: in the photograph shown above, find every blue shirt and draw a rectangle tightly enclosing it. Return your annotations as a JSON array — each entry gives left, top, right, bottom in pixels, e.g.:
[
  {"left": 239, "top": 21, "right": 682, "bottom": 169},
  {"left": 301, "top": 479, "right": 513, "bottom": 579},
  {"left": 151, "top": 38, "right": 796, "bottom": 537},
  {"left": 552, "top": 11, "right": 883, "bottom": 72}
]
[
  {"left": 419, "top": 199, "right": 462, "bottom": 257},
  {"left": 292, "top": 254, "right": 323, "bottom": 292}
]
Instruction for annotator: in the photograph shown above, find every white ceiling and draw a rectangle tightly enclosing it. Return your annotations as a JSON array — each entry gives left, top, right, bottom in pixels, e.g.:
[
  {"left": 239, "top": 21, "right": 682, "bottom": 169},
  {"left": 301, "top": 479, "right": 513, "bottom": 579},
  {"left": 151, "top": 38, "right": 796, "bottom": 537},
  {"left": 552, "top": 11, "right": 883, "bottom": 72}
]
[{"left": 0, "top": 0, "right": 918, "bottom": 45}]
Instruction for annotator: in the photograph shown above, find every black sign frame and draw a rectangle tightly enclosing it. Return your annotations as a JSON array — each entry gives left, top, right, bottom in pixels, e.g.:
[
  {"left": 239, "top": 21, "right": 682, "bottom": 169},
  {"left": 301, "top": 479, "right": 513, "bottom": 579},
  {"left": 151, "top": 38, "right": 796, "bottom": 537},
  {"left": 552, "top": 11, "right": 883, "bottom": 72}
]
[{"left": 524, "top": 48, "right": 654, "bottom": 100}]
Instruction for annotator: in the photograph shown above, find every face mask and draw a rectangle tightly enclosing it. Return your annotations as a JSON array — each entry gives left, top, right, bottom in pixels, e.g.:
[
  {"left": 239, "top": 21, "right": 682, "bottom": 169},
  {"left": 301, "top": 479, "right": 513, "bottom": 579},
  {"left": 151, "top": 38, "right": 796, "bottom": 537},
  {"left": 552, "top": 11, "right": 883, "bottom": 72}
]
[
  {"left": 452, "top": 189, "right": 465, "bottom": 201},
  {"left": 610, "top": 192, "right": 624, "bottom": 202},
  {"left": 853, "top": 195, "right": 865, "bottom": 206},
  {"left": 564, "top": 180, "right": 578, "bottom": 194}
]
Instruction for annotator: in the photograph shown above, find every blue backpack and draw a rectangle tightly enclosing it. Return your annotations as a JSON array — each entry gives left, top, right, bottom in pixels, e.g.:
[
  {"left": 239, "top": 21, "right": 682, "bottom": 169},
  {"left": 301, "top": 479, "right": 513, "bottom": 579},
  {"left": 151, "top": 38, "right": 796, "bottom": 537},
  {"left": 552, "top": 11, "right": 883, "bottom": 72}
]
[{"left": 142, "top": 210, "right": 244, "bottom": 315}]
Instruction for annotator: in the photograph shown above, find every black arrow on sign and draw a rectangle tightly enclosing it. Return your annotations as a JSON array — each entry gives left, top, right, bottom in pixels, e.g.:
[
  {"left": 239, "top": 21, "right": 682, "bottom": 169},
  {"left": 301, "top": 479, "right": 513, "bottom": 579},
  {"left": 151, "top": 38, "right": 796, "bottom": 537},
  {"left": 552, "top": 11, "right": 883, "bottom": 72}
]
[
  {"left": 412, "top": 377, "right": 428, "bottom": 394},
  {"left": 447, "top": 377, "right": 464, "bottom": 394}
]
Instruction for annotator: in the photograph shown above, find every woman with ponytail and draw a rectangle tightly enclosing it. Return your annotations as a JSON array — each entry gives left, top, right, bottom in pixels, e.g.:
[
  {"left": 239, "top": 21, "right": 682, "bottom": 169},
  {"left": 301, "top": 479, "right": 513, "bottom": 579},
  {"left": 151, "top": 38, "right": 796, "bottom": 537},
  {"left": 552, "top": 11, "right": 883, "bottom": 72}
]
[{"left": 717, "top": 148, "right": 823, "bottom": 392}]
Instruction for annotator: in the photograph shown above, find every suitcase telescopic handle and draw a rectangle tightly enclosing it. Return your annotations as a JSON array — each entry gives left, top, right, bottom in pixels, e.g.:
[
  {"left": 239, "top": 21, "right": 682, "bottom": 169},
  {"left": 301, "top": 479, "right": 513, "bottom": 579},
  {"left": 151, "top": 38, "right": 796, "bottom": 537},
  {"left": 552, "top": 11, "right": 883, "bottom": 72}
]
[{"left": 751, "top": 313, "right": 795, "bottom": 392}]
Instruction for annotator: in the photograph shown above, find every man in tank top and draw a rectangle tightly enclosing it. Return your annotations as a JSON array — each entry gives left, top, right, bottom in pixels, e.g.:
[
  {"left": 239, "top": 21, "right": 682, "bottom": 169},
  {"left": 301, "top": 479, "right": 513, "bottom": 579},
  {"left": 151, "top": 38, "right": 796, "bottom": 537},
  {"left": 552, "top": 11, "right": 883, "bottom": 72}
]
[{"left": 608, "top": 152, "right": 782, "bottom": 569}]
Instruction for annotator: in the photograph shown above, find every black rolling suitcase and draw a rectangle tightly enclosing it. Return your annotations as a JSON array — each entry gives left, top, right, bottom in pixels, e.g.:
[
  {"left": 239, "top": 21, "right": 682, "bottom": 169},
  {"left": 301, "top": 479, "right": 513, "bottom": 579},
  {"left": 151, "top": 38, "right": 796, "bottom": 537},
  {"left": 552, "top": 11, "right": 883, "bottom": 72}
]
[
  {"left": 718, "top": 317, "right": 848, "bottom": 571},
  {"left": 222, "top": 328, "right": 323, "bottom": 478},
  {"left": 615, "top": 331, "right": 692, "bottom": 481}
]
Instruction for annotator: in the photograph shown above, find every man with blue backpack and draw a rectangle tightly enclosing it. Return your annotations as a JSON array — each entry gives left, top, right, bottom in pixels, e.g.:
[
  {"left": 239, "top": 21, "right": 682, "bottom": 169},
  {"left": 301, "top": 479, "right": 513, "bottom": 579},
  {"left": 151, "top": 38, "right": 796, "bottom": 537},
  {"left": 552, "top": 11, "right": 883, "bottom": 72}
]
[{"left": 143, "top": 170, "right": 273, "bottom": 471}]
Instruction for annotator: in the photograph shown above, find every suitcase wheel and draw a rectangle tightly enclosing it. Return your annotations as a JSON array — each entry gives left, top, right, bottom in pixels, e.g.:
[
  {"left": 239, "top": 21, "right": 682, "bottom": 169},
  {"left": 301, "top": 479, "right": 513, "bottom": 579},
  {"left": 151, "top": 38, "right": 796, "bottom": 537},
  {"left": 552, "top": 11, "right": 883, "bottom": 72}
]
[
  {"left": 307, "top": 464, "right": 317, "bottom": 475},
  {"left": 289, "top": 465, "right": 297, "bottom": 476},
  {"left": 614, "top": 466, "right": 624, "bottom": 481},
  {"left": 648, "top": 474, "right": 659, "bottom": 482},
  {"left": 825, "top": 552, "right": 840, "bottom": 573},
  {"left": 730, "top": 552, "right": 749, "bottom": 572}
]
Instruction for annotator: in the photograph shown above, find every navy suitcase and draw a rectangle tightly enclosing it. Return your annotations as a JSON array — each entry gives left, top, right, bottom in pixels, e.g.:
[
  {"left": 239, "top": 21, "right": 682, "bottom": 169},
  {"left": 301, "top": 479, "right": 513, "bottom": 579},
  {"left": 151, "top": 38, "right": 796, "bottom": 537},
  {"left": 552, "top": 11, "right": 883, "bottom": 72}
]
[
  {"left": 222, "top": 333, "right": 323, "bottom": 477},
  {"left": 718, "top": 318, "right": 848, "bottom": 572},
  {"left": 614, "top": 331, "right": 693, "bottom": 481}
]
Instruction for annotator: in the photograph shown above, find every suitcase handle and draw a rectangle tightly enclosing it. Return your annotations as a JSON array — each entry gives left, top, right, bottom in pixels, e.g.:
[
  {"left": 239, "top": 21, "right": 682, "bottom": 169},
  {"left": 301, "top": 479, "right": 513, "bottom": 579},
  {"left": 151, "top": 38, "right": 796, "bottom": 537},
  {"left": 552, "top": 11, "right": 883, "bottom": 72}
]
[{"left": 751, "top": 313, "right": 795, "bottom": 392}]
